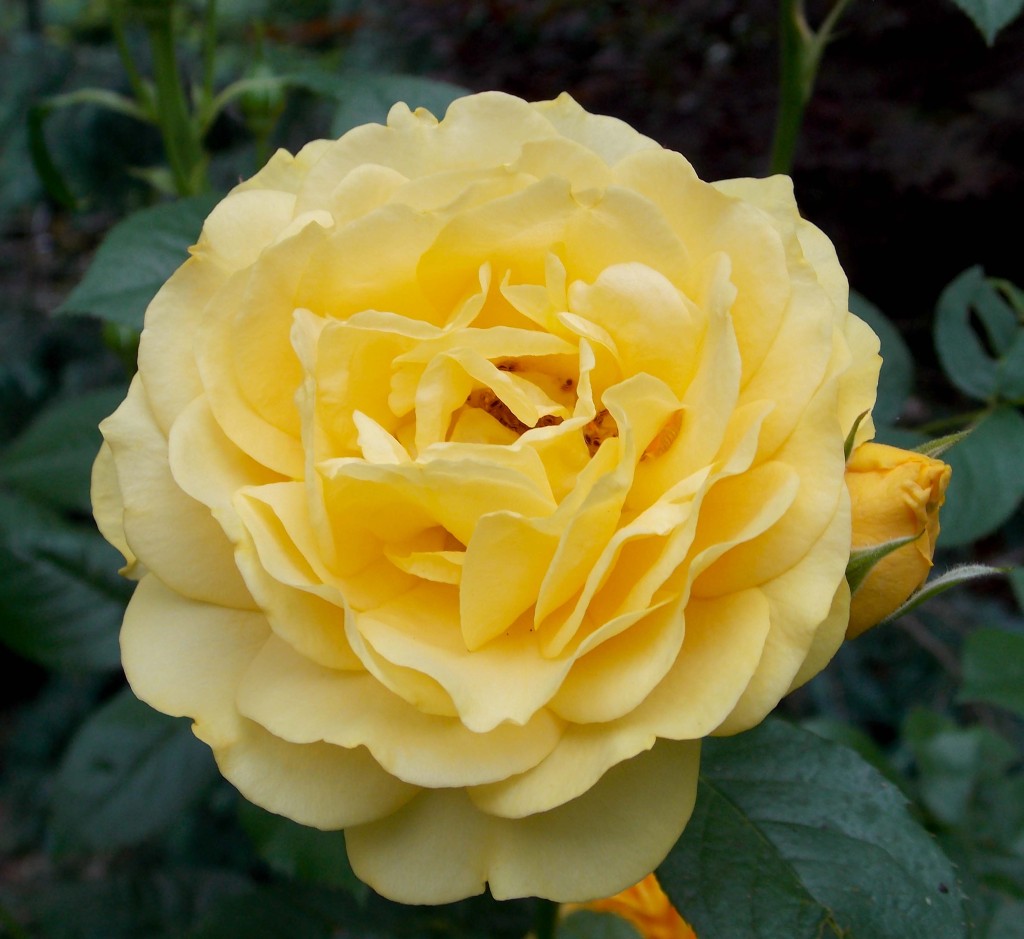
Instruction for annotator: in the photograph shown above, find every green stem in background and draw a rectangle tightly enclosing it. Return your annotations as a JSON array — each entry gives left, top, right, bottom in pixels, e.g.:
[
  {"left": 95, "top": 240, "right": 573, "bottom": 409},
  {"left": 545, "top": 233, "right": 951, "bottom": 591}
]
[
  {"left": 769, "top": 0, "right": 855, "bottom": 176},
  {"left": 916, "top": 408, "right": 989, "bottom": 436},
  {"left": 109, "top": 0, "right": 155, "bottom": 117},
  {"left": 139, "top": 1, "right": 209, "bottom": 195},
  {"left": 201, "top": 0, "right": 219, "bottom": 110},
  {"left": 533, "top": 898, "right": 560, "bottom": 939}
]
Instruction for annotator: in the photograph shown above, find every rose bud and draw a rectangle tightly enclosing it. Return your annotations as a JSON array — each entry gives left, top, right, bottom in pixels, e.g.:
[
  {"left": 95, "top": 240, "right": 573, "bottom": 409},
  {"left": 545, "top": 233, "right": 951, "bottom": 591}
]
[
  {"left": 567, "top": 872, "right": 697, "bottom": 938},
  {"left": 845, "top": 442, "right": 952, "bottom": 638}
]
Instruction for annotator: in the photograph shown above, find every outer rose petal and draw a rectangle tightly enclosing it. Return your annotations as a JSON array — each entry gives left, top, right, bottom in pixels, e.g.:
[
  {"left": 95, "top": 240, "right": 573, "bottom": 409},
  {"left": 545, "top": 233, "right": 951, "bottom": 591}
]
[
  {"left": 101, "top": 377, "right": 253, "bottom": 609},
  {"left": 346, "top": 738, "right": 700, "bottom": 904},
  {"left": 121, "top": 575, "right": 416, "bottom": 827}
]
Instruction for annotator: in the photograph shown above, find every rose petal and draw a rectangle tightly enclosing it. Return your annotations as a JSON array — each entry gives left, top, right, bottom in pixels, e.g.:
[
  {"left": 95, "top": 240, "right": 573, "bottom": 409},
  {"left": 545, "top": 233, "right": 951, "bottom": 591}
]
[{"left": 346, "top": 736, "right": 700, "bottom": 904}]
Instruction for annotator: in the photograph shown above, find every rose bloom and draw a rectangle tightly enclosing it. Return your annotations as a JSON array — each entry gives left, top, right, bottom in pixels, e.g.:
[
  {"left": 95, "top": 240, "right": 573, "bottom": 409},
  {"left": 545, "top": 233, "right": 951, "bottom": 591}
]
[
  {"left": 845, "top": 442, "right": 951, "bottom": 638},
  {"left": 92, "top": 92, "right": 880, "bottom": 904},
  {"left": 569, "top": 873, "right": 697, "bottom": 938}
]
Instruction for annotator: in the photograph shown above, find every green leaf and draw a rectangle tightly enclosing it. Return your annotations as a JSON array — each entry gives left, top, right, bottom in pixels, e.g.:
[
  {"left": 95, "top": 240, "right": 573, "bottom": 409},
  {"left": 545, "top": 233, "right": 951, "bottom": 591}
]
[
  {"left": 187, "top": 886, "right": 352, "bottom": 939},
  {"left": 238, "top": 802, "right": 367, "bottom": 900},
  {"left": 903, "top": 709, "right": 1016, "bottom": 827},
  {"left": 947, "top": 0, "right": 1024, "bottom": 43},
  {"left": 658, "top": 720, "right": 966, "bottom": 939},
  {"left": 330, "top": 72, "right": 470, "bottom": 136},
  {"left": 939, "top": 406, "right": 1024, "bottom": 546},
  {"left": 50, "top": 688, "right": 217, "bottom": 853},
  {"left": 0, "top": 492, "right": 128, "bottom": 671},
  {"left": 0, "top": 35, "right": 68, "bottom": 220},
  {"left": 846, "top": 533, "right": 922, "bottom": 595},
  {"left": 57, "top": 193, "right": 221, "bottom": 329},
  {"left": 25, "top": 867, "right": 250, "bottom": 939},
  {"left": 559, "top": 910, "right": 643, "bottom": 939},
  {"left": 0, "top": 386, "right": 125, "bottom": 513},
  {"left": 850, "top": 291, "right": 914, "bottom": 427},
  {"left": 802, "top": 718, "right": 909, "bottom": 792},
  {"left": 934, "top": 267, "right": 1024, "bottom": 402},
  {"left": 959, "top": 628, "right": 1024, "bottom": 718}
]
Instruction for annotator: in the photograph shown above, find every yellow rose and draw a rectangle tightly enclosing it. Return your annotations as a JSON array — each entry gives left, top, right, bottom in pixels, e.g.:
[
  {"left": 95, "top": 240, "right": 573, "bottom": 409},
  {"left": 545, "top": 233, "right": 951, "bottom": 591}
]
[
  {"left": 845, "top": 442, "right": 951, "bottom": 638},
  {"left": 92, "top": 92, "right": 880, "bottom": 904},
  {"left": 568, "top": 873, "right": 697, "bottom": 938}
]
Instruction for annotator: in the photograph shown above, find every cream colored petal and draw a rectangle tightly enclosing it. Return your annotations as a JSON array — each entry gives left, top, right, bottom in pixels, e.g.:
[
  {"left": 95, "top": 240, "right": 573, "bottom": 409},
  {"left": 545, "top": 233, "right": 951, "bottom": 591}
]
[
  {"left": 548, "top": 595, "right": 685, "bottom": 724},
  {"left": 168, "top": 395, "right": 281, "bottom": 544},
  {"left": 694, "top": 375, "right": 845, "bottom": 596},
  {"left": 567, "top": 262, "right": 702, "bottom": 397},
  {"left": 738, "top": 264, "right": 836, "bottom": 460},
  {"left": 687, "top": 460, "right": 801, "bottom": 594},
  {"left": 511, "top": 136, "right": 614, "bottom": 190},
  {"left": 615, "top": 152, "right": 788, "bottom": 382},
  {"left": 715, "top": 492, "right": 851, "bottom": 735},
  {"left": 532, "top": 92, "right": 661, "bottom": 166},
  {"left": 418, "top": 177, "right": 581, "bottom": 313},
  {"left": 627, "top": 589, "right": 772, "bottom": 739},
  {"left": 193, "top": 188, "right": 297, "bottom": 271},
  {"left": 236, "top": 634, "right": 563, "bottom": 787},
  {"left": 217, "top": 721, "right": 417, "bottom": 830},
  {"left": 294, "top": 92, "right": 556, "bottom": 217},
  {"left": 303, "top": 309, "right": 439, "bottom": 456},
  {"left": 101, "top": 377, "right": 253, "bottom": 608},
  {"left": 137, "top": 257, "right": 230, "bottom": 434},
  {"left": 793, "top": 211, "right": 848, "bottom": 315},
  {"left": 120, "top": 574, "right": 268, "bottom": 748},
  {"left": 838, "top": 312, "right": 881, "bottom": 445},
  {"left": 321, "top": 450, "right": 556, "bottom": 551},
  {"left": 786, "top": 578, "right": 850, "bottom": 694},
  {"left": 233, "top": 483, "right": 364, "bottom": 670},
  {"left": 327, "top": 162, "right": 409, "bottom": 225},
  {"left": 460, "top": 511, "right": 559, "bottom": 650},
  {"left": 354, "top": 582, "right": 575, "bottom": 733},
  {"left": 628, "top": 255, "right": 742, "bottom": 510},
  {"left": 535, "top": 374, "right": 680, "bottom": 651},
  {"left": 346, "top": 737, "right": 700, "bottom": 904},
  {"left": 563, "top": 186, "right": 689, "bottom": 289},
  {"left": 468, "top": 716, "right": 657, "bottom": 818},
  {"left": 91, "top": 441, "right": 136, "bottom": 575},
  {"left": 295, "top": 203, "right": 442, "bottom": 323},
  {"left": 234, "top": 139, "right": 332, "bottom": 197},
  {"left": 353, "top": 410, "right": 410, "bottom": 465},
  {"left": 196, "top": 265, "right": 305, "bottom": 478}
]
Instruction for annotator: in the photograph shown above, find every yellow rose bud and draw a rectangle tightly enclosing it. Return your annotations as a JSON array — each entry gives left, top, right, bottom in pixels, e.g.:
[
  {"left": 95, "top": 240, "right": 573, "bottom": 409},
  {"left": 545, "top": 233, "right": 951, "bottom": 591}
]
[
  {"left": 568, "top": 873, "right": 697, "bottom": 939},
  {"left": 845, "top": 442, "right": 952, "bottom": 638}
]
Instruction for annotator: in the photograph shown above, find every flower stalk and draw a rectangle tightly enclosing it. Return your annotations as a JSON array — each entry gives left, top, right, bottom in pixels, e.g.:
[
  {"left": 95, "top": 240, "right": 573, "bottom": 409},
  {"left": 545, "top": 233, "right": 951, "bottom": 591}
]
[
  {"left": 138, "top": 1, "right": 208, "bottom": 195},
  {"left": 770, "top": 0, "right": 855, "bottom": 175}
]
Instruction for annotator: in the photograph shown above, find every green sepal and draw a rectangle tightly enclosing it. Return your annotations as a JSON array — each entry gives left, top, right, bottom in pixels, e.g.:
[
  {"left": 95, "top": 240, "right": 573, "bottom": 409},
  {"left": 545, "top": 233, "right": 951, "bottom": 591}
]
[
  {"left": 913, "top": 426, "right": 973, "bottom": 459},
  {"left": 843, "top": 409, "right": 870, "bottom": 460},
  {"left": 846, "top": 533, "right": 922, "bottom": 596},
  {"left": 881, "top": 563, "right": 1008, "bottom": 625}
]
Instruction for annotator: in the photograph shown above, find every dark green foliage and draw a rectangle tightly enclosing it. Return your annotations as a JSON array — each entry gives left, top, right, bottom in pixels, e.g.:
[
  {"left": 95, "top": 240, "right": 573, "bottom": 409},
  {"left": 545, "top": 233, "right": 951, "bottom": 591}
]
[{"left": 659, "top": 720, "right": 966, "bottom": 939}]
